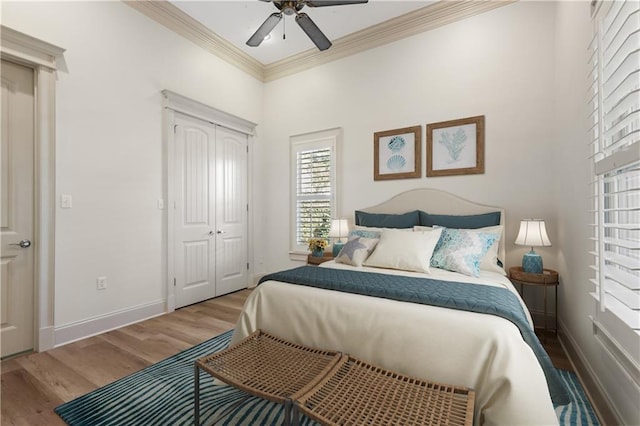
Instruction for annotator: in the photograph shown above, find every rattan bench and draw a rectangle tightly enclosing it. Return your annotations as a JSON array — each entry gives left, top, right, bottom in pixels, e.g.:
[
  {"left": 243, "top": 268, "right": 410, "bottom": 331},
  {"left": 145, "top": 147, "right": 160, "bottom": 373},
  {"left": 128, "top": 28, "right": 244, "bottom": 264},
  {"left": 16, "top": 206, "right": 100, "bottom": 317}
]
[
  {"left": 194, "top": 330, "right": 342, "bottom": 426},
  {"left": 293, "top": 355, "right": 475, "bottom": 426},
  {"left": 195, "top": 330, "right": 475, "bottom": 426}
]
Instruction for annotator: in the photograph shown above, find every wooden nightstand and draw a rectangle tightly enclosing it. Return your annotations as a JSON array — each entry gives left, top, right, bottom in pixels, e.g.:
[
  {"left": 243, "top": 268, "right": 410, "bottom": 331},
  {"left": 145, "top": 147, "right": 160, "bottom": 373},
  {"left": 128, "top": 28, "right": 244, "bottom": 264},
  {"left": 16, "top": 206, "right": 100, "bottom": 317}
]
[
  {"left": 509, "top": 266, "right": 559, "bottom": 341},
  {"left": 307, "top": 254, "right": 334, "bottom": 266}
]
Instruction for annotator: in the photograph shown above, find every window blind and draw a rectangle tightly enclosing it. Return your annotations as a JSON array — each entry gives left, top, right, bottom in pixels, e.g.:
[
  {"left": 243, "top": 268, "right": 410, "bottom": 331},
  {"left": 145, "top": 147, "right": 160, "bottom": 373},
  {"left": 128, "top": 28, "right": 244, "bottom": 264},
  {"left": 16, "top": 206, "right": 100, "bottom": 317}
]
[
  {"left": 289, "top": 129, "right": 339, "bottom": 254},
  {"left": 295, "top": 148, "right": 333, "bottom": 246},
  {"left": 588, "top": 0, "right": 640, "bottom": 337}
]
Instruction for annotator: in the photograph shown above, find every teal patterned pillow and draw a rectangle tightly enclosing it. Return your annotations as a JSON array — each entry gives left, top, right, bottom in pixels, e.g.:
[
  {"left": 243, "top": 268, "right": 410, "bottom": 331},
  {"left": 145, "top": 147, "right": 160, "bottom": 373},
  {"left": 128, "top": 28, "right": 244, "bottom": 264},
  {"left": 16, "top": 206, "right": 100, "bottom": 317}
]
[{"left": 431, "top": 228, "right": 499, "bottom": 277}]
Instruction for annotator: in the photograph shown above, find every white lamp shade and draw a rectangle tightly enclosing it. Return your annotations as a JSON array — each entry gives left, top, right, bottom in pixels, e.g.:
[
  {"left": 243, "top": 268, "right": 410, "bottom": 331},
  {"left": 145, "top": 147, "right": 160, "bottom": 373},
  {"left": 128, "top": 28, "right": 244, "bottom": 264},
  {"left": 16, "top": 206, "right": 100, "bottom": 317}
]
[
  {"left": 329, "top": 219, "right": 349, "bottom": 239},
  {"left": 514, "top": 219, "right": 552, "bottom": 247}
]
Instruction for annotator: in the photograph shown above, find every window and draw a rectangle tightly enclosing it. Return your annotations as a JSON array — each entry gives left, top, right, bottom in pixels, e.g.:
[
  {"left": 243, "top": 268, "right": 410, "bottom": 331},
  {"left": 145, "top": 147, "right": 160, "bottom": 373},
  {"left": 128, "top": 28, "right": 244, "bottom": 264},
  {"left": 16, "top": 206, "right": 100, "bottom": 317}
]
[
  {"left": 588, "top": 0, "right": 639, "bottom": 361},
  {"left": 290, "top": 128, "right": 340, "bottom": 253}
]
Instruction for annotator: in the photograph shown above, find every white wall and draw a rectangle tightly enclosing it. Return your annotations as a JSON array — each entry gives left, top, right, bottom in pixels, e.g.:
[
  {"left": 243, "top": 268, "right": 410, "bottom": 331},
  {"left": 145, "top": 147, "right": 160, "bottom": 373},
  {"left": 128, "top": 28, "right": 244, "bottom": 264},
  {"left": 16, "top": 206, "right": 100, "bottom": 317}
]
[
  {"left": 2, "top": 1, "right": 263, "bottom": 331},
  {"left": 553, "top": 2, "right": 639, "bottom": 424},
  {"left": 256, "top": 2, "right": 559, "bottom": 274}
]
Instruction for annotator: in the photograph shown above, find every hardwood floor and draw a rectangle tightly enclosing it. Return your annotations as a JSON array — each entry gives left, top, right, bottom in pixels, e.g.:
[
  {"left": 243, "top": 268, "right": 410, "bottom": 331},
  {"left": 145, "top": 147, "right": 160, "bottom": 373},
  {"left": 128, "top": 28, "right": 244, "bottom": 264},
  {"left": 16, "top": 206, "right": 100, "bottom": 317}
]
[
  {"left": 1, "top": 289, "right": 252, "bottom": 426},
  {"left": 1, "top": 288, "right": 573, "bottom": 425}
]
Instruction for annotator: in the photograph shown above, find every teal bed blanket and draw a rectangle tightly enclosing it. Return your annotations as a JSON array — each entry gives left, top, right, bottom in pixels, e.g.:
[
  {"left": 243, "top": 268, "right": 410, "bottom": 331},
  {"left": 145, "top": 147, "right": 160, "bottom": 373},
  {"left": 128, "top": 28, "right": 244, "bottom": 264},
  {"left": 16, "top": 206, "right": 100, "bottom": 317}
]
[{"left": 259, "top": 265, "right": 569, "bottom": 405}]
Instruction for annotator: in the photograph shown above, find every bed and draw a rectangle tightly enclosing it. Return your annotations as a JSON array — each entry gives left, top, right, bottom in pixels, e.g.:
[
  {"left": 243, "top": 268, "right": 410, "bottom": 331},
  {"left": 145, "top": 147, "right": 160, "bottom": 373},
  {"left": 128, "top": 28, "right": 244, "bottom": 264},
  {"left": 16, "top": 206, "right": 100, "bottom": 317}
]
[{"left": 231, "top": 188, "right": 565, "bottom": 425}]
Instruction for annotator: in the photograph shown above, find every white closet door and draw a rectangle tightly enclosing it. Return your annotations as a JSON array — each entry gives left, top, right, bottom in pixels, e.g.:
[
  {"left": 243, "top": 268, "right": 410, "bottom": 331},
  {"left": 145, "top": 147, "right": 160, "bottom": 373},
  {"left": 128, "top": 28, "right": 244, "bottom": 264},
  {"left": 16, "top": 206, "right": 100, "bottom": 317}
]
[
  {"left": 215, "top": 126, "right": 248, "bottom": 296},
  {"left": 173, "top": 116, "right": 248, "bottom": 308},
  {"left": 174, "top": 115, "right": 216, "bottom": 308}
]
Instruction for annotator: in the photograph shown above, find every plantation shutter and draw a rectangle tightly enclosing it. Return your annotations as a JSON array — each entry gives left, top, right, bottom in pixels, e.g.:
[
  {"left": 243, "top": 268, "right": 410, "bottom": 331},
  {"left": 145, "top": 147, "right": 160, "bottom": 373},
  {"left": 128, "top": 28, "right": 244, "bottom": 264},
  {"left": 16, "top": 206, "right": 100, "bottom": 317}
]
[
  {"left": 290, "top": 129, "right": 339, "bottom": 253},
  {"left": 588, "top": 0, "right": 640, "bottom": 342},
  {"left": 296, "top": 147, "right": 333, "bottom": 245}
]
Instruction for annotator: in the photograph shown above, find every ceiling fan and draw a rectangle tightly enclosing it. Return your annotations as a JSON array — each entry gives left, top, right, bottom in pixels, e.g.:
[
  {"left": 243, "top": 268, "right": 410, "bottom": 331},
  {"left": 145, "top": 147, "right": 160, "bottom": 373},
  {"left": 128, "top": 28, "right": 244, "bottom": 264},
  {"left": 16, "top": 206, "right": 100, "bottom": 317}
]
[{"left": 247, "top": 0, "right": 369, "bottom": 51}]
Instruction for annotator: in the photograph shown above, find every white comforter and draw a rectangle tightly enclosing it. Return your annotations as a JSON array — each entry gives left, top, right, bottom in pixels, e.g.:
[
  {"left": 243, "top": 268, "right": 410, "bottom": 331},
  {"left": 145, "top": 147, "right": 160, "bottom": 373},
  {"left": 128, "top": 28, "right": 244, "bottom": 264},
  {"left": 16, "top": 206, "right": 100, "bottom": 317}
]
[{"left": 231, "top": 262, "right": 558, "bottom": 426}]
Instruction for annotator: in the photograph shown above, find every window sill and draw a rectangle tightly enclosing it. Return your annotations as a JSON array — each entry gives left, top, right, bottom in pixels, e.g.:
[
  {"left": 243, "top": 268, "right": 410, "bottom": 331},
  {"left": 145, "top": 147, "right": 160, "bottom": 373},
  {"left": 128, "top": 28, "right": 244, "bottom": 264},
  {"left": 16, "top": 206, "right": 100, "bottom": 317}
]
[
  {"left": 288, "top": 251, "right": 308, "bottom": 263},
  {"left": 589, "top": 316, "right": 640, "bottom": 387}
]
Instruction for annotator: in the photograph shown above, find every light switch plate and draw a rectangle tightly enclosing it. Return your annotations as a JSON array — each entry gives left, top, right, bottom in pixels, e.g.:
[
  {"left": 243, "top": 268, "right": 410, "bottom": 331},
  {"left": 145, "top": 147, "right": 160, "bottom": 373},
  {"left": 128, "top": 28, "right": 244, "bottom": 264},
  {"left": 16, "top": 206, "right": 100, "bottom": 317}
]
[{"left": 61, "top": 194, "right": 73, "bottom": 209}]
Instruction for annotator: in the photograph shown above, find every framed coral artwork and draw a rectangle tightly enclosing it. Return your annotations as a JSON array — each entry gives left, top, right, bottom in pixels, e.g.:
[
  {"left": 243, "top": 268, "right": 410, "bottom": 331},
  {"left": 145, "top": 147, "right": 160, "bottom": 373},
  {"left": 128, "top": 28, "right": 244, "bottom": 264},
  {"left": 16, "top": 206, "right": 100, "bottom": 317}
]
[
  {"left": 426, "top": 115, "right": 485, "bottom": 177},
  {"left": 373, "top": 125, "right": 421, "bottom": 181}
]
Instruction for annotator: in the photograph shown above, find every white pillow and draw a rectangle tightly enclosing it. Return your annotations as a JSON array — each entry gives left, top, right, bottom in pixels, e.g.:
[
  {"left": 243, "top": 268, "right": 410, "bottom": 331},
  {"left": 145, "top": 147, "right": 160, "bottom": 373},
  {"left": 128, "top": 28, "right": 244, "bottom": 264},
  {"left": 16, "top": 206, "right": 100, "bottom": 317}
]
[
  {"left": 364, "top": 228, "right": 443, "bottom": 273},
  {"left": 414, "top": 224, "right": 505, "bottom": 275}
]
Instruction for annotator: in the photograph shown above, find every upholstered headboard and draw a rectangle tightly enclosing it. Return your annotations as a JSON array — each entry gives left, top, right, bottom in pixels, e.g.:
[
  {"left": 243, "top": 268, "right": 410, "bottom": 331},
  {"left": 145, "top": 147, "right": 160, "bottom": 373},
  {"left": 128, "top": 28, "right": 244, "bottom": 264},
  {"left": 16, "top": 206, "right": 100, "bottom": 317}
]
[{"left": 358, "top": 188, "right": 506, "bottom": 263}]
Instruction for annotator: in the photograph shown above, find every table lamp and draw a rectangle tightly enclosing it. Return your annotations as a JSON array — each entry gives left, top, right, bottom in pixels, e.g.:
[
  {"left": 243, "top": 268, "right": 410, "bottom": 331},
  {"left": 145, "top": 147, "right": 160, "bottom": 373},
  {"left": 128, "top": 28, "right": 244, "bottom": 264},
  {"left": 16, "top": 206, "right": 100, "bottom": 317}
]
[
  {"left": 329, "top": 219, "right": 349, "bottom": 256},
  {"left": 514, "top": 219, "right": 551, "bottom": 274}
]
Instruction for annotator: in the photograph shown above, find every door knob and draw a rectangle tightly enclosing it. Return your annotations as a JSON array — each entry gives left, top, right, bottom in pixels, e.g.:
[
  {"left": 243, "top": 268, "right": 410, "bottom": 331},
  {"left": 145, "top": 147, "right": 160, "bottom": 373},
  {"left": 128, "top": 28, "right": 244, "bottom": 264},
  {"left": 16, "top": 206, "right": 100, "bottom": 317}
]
[
  {"left": 208, "top": 231, "right": 214, "bottom": 236},
  {"left": 216, "top": 230, "right": 225, "bottom": 234},
  {"left": 9, "top": 240, "right": 31, "bottom": 248}
]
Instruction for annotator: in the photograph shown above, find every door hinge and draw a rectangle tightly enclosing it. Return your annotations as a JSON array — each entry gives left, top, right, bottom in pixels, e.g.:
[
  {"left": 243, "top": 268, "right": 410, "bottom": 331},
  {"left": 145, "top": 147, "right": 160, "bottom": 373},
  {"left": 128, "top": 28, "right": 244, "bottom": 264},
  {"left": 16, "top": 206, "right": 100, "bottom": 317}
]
[
  {"left": 173, "top": 125, "right": 177, "bottom": 133},
  {"left": 173, "top": 278, "right": 176, "bottom": 286},
  {"left": 247, "top": 203, "right": 249, "bottom": 212},
  {"left": 247, "top": 262, "right": 249, "bottom": 270},
  {"left": 246, "top": 145, "right": 249, "bottom": 154}
]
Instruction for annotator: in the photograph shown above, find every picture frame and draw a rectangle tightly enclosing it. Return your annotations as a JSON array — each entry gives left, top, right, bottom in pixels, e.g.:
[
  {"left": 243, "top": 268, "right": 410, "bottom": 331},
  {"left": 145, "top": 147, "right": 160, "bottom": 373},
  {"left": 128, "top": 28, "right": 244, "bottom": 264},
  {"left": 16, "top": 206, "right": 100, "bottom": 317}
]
[
  {"left": 373, "top": 125, "right": 421, "bottom": 181},
  {"left": 426, "top": 115, "right": 485, "bottom": 177}
]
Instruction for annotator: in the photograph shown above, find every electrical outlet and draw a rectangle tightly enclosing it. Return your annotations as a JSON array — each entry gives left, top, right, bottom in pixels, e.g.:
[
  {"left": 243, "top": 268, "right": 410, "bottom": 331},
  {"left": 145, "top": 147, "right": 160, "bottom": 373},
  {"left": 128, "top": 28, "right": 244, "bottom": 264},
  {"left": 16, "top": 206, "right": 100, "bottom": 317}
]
[{"left": 97, "top": 276, "right": 107, "bottom": 290}]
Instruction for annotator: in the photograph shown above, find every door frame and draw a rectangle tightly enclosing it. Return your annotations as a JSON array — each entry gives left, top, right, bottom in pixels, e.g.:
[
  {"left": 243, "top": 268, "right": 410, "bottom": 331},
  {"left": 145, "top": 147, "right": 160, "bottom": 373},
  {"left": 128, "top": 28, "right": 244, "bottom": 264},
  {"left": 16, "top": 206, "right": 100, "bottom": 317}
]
[
  {"left": 1, "top": 26, "right": 65, "bottom": 352},
  {"left": 162, "top": 90, "right": 256, "bottom": 312}
]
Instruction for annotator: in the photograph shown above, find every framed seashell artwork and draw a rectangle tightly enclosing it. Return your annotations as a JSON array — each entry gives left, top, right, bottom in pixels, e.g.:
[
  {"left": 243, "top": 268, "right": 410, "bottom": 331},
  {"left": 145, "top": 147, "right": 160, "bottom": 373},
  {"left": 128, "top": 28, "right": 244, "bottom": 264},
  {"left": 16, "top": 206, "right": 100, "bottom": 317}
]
[
  {"left": 373, "top": 125, "right": 421, "bottom": 181},
  {"left": 426, "top": 115, "right": 485, "bottom": 177}
]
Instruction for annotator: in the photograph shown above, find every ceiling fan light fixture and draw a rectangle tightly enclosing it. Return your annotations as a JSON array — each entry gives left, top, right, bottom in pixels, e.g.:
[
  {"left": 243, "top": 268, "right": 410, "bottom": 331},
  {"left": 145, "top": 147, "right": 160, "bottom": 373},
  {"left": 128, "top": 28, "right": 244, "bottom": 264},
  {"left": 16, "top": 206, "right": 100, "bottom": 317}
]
[{"left": 247, "top": 0, "right": 369, "bottom": 51}]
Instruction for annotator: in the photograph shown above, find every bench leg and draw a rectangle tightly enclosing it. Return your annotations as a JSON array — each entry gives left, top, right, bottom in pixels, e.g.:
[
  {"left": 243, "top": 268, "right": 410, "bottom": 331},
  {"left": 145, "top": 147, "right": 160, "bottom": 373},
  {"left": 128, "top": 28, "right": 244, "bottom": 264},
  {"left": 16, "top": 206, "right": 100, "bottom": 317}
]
[
  {"left": 291, "top": 402, "right": 300, "bottom": 426},
  {"left": 194, "top": 364, "right": 200, "bottom": 426},
  {"left": 284, "top": 400, "right": 292, "bottom": 426}
]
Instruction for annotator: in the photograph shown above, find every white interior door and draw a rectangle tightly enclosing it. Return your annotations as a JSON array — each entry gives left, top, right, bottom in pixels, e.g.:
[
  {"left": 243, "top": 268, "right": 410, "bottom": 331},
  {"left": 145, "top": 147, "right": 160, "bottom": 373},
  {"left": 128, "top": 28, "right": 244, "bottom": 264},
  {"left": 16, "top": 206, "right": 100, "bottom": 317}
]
[
  {"left": 173, "top": 116, "right": 249, "bottom": 308},
  {"left": 1, "top": 60, "right": 35, "bottom": 358},
  {"left": 174, "top": 115, "right": 216, "bottom": 308},
  {"left": 215, "top": 126, "right": 248, "bottom": 296}
]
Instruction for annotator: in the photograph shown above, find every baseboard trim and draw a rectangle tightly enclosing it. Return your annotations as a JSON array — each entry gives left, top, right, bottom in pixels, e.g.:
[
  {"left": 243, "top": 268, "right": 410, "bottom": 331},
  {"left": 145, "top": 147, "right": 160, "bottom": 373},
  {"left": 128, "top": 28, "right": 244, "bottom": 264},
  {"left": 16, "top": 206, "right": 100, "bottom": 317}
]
[
  {"left": 54, "top": 300, "right": 166, "bottom": 347},
  {"left": 557, "top": 320, "right": 620, "bottom": 425},
  {"left": 38, "top": 326, "right": 55, "bottom": 351}
]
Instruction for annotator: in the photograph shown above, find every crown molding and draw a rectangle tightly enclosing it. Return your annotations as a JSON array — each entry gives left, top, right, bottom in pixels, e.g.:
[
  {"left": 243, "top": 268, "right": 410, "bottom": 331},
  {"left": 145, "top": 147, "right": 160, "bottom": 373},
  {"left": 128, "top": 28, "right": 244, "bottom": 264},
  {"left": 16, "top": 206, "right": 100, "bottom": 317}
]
[
  {"left": 124, "top": 0, "right": 265, "bottom": 81},
  {"left": 1, "top": 25, "right": 65, "bottom": 70},
  {"left": 265, "top": 1, "right": 514, "bottom": 81},
  {"left": 125, "top": 0, "right": 514, "bottom": 83}
]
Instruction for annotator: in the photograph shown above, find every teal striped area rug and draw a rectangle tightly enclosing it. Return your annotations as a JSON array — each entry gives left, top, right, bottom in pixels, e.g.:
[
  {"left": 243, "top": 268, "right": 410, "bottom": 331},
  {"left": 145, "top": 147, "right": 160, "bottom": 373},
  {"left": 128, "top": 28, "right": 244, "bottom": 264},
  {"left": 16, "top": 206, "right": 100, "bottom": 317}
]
[
  {"left": 56, "top": 330, "right": 599, "bottom": 426},
  {"left": 555, "top": 370, "right": 599, "bottom": 426}
]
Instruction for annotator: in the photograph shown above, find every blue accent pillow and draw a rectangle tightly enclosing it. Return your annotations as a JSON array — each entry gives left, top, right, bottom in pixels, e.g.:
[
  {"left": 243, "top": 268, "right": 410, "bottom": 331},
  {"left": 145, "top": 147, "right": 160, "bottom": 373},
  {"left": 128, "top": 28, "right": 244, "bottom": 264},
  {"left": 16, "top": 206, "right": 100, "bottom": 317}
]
[
  {"left": 431, "top": 228, "right": 499, "bottom": 277},
  {"left": 419, "top": 211, "right": 501, "bottom": 229},
  {"left": 355, "top": 210, "right": 420, "bottom": 229}
]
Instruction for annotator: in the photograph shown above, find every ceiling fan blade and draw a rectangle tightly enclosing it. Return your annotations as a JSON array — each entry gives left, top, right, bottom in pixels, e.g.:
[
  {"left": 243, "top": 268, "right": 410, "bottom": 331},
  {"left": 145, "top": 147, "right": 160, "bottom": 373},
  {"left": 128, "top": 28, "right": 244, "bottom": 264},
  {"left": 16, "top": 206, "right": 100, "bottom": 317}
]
[
  {"left": 246, "top": 13, "right": 282, "bottom": 47},
  {"left": 305, "top": 0, "right": 368, "bottom": 7},
  {"left": 295, "top": 12, "right": 332, "bottom": 51}
]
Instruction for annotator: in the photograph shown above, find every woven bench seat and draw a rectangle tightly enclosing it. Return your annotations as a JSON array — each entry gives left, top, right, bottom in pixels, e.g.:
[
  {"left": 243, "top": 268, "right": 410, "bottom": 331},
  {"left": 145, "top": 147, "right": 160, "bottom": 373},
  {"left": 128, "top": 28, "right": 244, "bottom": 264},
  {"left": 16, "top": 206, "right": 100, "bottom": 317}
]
[
  {"left": 293, "top": 355, "right": 475, "bottom": 426},
  {"left": 195, "top": 330, "right": 475, "bottom": 425},
  {"left": 194, "top": 330, "right": 342, "bottom": 425}
]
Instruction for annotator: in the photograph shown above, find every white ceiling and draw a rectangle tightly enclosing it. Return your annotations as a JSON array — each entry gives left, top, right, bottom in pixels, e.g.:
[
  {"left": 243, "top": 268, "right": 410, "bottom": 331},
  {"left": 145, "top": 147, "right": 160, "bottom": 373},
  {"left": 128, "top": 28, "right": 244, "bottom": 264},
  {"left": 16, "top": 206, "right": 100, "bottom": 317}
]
[{"left": 171, "top": 1, "right": 433, "bottom": 65}]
